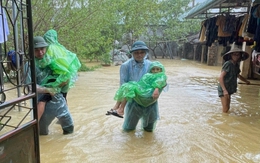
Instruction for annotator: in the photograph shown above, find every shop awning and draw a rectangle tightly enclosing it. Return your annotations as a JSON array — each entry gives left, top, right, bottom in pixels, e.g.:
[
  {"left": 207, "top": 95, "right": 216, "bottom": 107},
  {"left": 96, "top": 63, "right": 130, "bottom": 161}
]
[{"left": 184, "top": 0, "right": 251, "bottom": 19}]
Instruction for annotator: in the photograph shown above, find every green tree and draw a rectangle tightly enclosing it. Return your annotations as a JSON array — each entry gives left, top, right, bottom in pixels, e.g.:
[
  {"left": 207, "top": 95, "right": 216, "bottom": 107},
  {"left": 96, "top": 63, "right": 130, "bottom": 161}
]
[{"left": 31, "top": 0, "right": 201, "bottom": 60}]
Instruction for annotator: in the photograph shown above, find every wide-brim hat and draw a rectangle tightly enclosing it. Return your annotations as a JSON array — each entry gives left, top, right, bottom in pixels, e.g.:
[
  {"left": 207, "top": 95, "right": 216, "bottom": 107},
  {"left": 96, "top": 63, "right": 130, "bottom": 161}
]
[
  {"left": 130, "top": 41, "right": 149, "bottom": 53},
  {"left": 34, "top": 36, "right": 49, "bottom": 48},
  {"left": 223, "top": 47, "right": 249, "bottom": 61}
]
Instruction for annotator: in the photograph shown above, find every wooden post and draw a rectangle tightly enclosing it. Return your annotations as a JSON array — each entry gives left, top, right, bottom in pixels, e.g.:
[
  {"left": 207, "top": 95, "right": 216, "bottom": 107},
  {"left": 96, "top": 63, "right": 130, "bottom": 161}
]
[
  {"left": 193, "top": 44, "right": 197, "bottom": 60},
  {"left": 201, "top": 45, "right": 204, "bottom": 63}
]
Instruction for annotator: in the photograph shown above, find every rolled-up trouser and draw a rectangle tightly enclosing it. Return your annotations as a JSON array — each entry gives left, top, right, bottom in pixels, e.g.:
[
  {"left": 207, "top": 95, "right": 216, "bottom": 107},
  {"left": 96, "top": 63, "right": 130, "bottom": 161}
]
[
  {"left": 39, "top": 93, "right": 74, "bottom": 135},
  {"left": 122, "top": 100, "right": 159, "bottom": 132}
]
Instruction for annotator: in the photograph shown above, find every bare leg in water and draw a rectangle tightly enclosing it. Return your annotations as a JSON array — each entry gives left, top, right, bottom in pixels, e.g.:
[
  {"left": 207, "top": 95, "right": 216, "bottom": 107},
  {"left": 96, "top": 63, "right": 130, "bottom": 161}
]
[
  {"left": 37, "top": 102, "right": 46, "bottom": 121},
  {"left": 220, "top": 94, "right": 230, "bottom": 113}
]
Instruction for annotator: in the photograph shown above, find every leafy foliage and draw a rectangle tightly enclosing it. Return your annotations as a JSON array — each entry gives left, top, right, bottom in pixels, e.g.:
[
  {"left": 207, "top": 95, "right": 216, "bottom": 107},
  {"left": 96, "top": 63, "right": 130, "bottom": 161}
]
[{"left": 31, "top": 0, "right": 201, "bottom": 60}]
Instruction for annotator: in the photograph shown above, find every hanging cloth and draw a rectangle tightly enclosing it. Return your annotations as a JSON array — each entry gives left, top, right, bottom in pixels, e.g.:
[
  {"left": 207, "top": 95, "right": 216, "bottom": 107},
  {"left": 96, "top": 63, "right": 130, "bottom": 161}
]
[{"left": 0, "top": 7, "right": 9, "bottom": 43}]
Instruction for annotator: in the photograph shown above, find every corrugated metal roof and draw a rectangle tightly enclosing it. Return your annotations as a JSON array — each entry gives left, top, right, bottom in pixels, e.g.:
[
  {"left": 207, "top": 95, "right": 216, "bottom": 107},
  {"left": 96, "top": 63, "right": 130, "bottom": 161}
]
[
  {"left": 185, "top": 0, "right": 226, "bottom": 18},
  {"left": 184, "top": 0, "right": 251, "bottom": 19}
]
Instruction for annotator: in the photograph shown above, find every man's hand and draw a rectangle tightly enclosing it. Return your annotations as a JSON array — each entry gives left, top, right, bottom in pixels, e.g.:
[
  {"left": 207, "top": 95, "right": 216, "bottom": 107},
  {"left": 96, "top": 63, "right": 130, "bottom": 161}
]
[
  {"left": 46, "top": 88, "right": 56, "bottom": 96},
  {"left": 59, "top": 80, "right": 69, "bottom": 87},
  {"left": 37, "top": 85, "right": 57, "bottom": 96}
]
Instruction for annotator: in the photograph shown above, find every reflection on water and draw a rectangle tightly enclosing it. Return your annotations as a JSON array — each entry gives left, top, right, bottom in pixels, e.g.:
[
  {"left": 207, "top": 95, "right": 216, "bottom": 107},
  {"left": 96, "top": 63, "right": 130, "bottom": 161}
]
[{"left": 40, "top": 59, "right": 260, "bottom": 163}]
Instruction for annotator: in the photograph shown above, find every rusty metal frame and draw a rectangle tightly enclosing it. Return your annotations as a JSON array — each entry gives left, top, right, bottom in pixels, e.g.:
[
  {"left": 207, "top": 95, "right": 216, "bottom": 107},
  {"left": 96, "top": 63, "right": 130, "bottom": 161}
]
[{"left": 0, "top": 0, "right": 40, "bottom": 162}]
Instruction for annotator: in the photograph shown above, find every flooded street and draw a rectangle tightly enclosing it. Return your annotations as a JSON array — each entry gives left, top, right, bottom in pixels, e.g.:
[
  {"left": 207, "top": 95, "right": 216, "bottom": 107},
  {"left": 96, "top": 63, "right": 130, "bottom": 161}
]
[{"left": 39, "top": 59, "right": 260, "bottom": 163}]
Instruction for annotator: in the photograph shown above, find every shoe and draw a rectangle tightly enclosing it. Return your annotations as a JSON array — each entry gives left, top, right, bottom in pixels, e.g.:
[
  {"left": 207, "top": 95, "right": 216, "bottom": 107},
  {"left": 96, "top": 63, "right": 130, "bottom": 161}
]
[
  {"left": 106, "top": 109, "right": 123, "bottom": 118},
  {"left": 63, "top": 125, "right": 74, "bottom": 135}
]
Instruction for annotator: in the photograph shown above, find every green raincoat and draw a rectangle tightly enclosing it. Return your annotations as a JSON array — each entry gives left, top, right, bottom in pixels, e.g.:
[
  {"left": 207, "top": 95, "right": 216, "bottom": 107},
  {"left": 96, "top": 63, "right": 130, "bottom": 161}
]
[
  {"left": 114, "top": 61, "right": 167, "bottom": 107},
  {"left": 35, "top": 29, "right": 81, "bottom": 92}
]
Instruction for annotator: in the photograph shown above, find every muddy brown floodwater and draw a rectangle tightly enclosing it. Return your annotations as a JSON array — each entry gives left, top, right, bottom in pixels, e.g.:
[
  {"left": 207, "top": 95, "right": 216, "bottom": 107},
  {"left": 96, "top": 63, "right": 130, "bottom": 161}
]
[{"left": 39, "top": 59, "right": 260, "bottom": 163}]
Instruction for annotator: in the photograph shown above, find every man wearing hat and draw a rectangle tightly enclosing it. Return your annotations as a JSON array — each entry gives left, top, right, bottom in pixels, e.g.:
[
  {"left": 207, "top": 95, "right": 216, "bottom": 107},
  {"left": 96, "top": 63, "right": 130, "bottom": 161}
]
[
  {"left": 25, "top": 36, "right": 74, "bottom": 135},
  {"left": 218, "top": 46, "right": 251, "bottom": 113},
  {"left": 118, "top": 40, "right": 160, "bottom": 132}
]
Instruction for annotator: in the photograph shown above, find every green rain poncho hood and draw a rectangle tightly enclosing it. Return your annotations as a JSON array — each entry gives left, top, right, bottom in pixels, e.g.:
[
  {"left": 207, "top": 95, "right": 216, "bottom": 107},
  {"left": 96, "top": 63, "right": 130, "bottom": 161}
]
[
  {"left": 148, "top": 60, "right": 165, "bottom": 74},
  {"left": 36, "top": 29, "right": 81, "bottom": 92},
  {"left": 114, "top": 61, "right": 167, "bottom": 107}
]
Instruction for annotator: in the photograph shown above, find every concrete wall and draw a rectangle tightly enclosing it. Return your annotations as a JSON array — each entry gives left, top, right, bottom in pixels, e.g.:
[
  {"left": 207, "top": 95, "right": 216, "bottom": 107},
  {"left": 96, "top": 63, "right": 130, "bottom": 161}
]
[
  {"left": 207, "top": 42, "right": 218, "bottom": 66},
  {"left": 240, "top": 43, "right": 253, "bottom": 79}
]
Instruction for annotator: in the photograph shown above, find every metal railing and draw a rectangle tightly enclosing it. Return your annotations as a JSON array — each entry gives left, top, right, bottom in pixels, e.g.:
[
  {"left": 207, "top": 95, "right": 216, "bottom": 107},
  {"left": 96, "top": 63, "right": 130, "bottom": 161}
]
[{"left": 0, "top": 0, "right": 40, "bottom": 162}]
